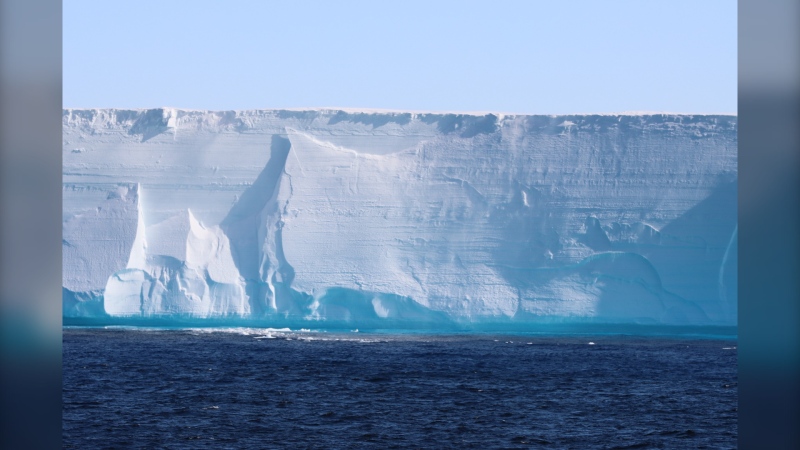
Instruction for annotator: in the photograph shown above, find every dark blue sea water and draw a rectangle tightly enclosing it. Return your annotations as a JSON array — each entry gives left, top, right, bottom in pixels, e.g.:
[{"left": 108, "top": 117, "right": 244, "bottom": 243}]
[{"left": 63, "top": 328, "right": 737, "bottom": 449}]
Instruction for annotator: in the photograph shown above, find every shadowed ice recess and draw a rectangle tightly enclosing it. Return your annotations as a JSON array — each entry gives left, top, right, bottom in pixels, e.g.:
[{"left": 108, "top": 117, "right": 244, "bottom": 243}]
[{"left": 62, "top": 109, "right": 737, "bottom": 329}]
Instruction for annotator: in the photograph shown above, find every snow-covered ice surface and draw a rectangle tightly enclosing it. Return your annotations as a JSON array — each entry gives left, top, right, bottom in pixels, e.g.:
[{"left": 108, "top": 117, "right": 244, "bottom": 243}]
[{"left": 62, "top": 109, "right": 737, "bottom": 328}]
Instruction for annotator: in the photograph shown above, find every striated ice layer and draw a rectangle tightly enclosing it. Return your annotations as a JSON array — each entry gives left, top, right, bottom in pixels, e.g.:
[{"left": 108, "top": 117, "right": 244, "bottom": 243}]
[{"left": 62, "top": 109, "right": 737, "bottom": 327}]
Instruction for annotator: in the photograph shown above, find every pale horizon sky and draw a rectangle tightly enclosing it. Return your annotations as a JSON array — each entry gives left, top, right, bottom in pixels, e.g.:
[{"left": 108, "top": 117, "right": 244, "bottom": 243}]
[{"left": 63, "top": 1, "right": 737, "bottom": 114}]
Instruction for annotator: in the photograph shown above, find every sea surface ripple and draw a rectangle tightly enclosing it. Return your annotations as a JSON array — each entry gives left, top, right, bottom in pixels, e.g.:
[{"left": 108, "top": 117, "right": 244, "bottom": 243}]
[{"left": 63, "top": 328, "right": 737, "bottom": 449}]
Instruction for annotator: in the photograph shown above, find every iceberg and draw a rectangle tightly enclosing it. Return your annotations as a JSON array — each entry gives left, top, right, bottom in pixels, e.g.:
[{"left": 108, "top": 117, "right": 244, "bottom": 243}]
[{"left": 62, "top": 109, "right": 737, "bottom": 327}]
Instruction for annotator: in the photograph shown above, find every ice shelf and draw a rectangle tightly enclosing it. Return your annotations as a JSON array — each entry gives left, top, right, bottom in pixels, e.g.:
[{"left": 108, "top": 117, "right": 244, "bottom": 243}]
[{"left": 63, "top": 109, "right": 737, "bottom": 327}]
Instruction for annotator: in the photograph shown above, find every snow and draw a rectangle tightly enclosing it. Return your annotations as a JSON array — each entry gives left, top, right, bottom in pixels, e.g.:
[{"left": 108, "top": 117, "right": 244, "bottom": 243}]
[{"left": 62, "top": 108, "right": 737, "bottom": 326}]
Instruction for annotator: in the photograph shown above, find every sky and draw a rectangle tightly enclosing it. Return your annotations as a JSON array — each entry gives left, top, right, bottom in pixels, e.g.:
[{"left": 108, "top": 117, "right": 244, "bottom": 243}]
[{"left": 63, "top": 0, "right": 737, "bottom": 114}]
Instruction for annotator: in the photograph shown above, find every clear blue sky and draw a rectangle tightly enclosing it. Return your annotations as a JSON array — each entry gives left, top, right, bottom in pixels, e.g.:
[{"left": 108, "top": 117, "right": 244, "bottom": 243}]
[{"left": 63, "top": 0, "right": 737, "bottom": 114}]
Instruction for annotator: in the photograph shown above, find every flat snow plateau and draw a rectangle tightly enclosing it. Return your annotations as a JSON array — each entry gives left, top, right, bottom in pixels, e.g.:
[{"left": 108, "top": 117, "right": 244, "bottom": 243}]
[{"left": 63, "top": 108, "right": 737, "bottom": 327}]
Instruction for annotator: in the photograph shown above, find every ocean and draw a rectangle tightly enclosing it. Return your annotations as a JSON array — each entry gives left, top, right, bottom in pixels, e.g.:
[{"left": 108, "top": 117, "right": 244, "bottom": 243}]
[{"left": 63, "top": 328, "right": 737, "bottom": 449}]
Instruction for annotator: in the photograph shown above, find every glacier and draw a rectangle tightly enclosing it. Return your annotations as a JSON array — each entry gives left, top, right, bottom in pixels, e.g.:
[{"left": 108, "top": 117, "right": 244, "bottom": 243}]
[{"left": 62, "top": 108, "right": 737, "bottom": 328}]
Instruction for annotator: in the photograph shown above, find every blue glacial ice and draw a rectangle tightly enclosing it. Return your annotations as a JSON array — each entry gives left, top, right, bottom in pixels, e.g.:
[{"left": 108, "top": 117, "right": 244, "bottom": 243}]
[{"left": 62, "top": 109, "right": 737, "bottom": 328}]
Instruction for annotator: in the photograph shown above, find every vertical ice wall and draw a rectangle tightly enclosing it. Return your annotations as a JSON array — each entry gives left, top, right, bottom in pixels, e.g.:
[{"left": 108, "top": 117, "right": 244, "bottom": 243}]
[{"left": 62, "top": 109, "right": 737, "bottom": 326}]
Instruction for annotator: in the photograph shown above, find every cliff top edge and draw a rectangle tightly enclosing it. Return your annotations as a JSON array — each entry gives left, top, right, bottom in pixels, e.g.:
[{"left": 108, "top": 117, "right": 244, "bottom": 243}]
[{"left": 62, "top": 107, "right": 737, "bottom": 118}]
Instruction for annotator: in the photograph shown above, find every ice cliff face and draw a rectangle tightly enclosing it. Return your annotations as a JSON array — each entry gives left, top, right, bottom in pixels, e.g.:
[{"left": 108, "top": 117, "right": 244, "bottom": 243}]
[{"left": 62, "top": 109, "right": 737, "bottom": 326}]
